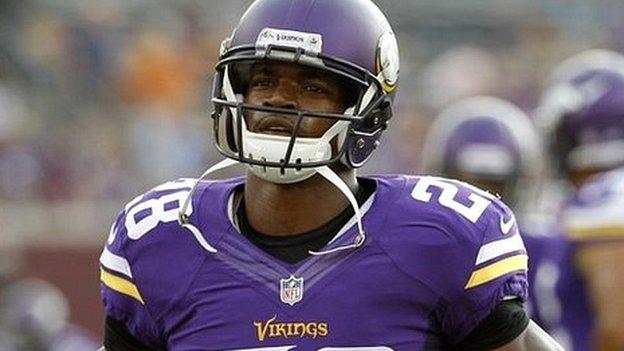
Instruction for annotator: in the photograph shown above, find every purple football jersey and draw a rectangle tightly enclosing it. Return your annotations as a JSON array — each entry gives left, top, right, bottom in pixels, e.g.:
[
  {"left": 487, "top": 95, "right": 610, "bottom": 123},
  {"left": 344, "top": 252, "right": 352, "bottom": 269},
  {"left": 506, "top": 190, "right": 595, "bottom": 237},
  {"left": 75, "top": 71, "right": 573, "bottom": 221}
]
[
  {"left": 522, "top": 223, "right": 594, "bottom": 351},
  {"left": 100, "top": 175, "right": 528, "bottom": 350}
]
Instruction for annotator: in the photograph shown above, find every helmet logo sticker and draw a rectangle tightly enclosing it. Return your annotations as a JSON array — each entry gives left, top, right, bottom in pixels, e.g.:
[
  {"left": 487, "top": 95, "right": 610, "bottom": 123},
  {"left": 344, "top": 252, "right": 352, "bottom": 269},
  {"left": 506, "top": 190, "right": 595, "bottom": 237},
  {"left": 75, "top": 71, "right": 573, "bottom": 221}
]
[
  {"left": 219, "top": 36, "right": 232, "bottom": 56},
  {"left": 257, "top": 28, "right": 323, "bottom": 54},
  {"left": 376, "top": 31, "right": 399, "bottom": 93}
]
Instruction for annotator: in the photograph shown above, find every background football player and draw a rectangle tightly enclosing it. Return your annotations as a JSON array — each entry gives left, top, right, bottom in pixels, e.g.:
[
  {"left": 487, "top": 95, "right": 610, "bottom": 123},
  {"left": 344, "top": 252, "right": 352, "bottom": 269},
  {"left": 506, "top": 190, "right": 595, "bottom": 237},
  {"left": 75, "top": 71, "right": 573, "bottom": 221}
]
[
  {"left": 536, "top": 49, "right": 624, "bottom": 351},
  {"left": 0, "top": 279, "right": 98, "bottom": 351},
  {"left": 421, "top": 96, "right": 542, "bottom": 216},
  {"left": 421, "top": 96, "right": 592, "bottom": 350},
  {"left": 99, "top": 0, "right": 562, "bottom": 350}
]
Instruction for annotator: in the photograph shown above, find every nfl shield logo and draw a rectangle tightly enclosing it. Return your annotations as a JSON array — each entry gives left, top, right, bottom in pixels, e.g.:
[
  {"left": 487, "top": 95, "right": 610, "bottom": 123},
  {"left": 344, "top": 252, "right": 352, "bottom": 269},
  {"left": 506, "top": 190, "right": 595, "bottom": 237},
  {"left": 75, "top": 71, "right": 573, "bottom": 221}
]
[{"left": 280, "top": 275, "right": 304, "bottom": 306}]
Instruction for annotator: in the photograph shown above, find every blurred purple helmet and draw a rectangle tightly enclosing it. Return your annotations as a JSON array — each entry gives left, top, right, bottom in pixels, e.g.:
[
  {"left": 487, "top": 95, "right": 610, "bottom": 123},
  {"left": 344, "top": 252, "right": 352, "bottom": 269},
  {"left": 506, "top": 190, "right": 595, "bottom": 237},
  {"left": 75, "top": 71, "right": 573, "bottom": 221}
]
[
  {"left": 211, "top": 0, "right": 399, "bottom": 183},
  {"left": 422, "top": 96, "right": 541, "bottom": 205},
  {"left": 536, "top": 49, "right": 624, "bottom": 175}
]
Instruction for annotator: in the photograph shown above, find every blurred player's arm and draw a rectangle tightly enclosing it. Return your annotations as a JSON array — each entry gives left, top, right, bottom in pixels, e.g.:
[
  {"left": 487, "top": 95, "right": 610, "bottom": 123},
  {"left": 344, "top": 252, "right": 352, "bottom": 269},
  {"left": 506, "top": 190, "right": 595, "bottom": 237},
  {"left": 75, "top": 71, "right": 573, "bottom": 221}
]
[{"left": 576, "top": 241, "right": 624, "bottom": 350}]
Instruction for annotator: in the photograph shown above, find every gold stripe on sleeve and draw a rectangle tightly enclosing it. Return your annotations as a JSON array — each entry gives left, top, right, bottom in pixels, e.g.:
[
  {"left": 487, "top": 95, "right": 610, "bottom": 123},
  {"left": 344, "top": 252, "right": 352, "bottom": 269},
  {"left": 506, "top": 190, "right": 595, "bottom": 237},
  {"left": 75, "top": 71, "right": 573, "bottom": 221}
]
[
  {"left": 464, "top": 254, "right": 528, "bottom": 289},
  {"left": 100, "top": 268, "right": 144, "bottom": 304}
]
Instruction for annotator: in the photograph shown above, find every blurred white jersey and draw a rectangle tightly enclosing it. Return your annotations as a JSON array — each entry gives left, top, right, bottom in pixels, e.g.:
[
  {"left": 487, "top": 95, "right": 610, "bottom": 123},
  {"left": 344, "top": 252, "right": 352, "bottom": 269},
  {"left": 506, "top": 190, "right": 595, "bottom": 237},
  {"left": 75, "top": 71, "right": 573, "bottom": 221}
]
[{"left": 561, "top": 166, "right": 624, "bottom": 241}]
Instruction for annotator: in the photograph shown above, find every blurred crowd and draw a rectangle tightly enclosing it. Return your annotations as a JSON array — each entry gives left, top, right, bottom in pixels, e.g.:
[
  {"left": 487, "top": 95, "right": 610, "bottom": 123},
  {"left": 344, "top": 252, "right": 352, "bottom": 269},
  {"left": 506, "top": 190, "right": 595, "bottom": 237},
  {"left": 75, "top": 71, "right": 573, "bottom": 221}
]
[
  {"left": 0, "top": 0, "right": 622, "bottom": 209},
  {"left": 0, "top": 0, "right": 231, "bottom": 204}
]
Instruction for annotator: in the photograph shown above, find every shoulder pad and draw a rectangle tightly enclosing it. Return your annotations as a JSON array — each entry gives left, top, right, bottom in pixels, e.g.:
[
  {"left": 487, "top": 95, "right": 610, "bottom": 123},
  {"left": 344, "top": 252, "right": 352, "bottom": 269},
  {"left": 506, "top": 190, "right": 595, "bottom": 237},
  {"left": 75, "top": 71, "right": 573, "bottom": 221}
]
[
  {"left": 382, "top": 176, "right": 527, "bottom": 289},
  {"left": 100, "top": 178, "right": 207, "bottom": 313},
  {"left": 377, "top": 175, "right": 528, "bottom": 343},
  {"left": 399, "top": 175, "right": 518, "bottom": 237}
]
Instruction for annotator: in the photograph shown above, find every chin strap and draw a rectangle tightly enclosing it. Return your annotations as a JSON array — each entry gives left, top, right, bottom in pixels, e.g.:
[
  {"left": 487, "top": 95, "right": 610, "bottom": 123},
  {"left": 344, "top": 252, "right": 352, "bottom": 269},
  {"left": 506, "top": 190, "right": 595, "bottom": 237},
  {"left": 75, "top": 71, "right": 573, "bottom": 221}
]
[
  {"left": 178, "top": 158, "right": 239, "bottom": 224},
  {"left": 177, "top": 158, "right": 239, "bottom": 254},
  {"left": 308, "top": 166, "right": 366, "bottom": 256},
  {"left": 178, "top": 159, "right": 366, "bottom": 256}
]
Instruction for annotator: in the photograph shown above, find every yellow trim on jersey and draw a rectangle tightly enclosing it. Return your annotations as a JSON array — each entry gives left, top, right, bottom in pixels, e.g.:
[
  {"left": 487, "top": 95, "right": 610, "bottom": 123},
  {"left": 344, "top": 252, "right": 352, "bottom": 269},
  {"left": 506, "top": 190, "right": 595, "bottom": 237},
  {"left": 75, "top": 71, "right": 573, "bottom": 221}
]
[
  {"left": 100, "top": 269, "right": 144, "bottom": 304},
  {"left": 566, "top": 225, "right": 624, "bottom": 241},
  {"left": 465, "top": 255, "right": 528, "bottom": 289}
]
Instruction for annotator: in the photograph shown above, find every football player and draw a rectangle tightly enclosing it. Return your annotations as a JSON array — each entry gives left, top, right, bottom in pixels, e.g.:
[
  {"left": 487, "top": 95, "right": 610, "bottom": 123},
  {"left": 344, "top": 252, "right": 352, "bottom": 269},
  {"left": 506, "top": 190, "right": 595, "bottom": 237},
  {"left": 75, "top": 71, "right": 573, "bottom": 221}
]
[
  {"left": 536, "top": 49, "right": 624, "bottom": 350},
  {"left": 99, "top": 1, "right": 562, "bottom": 350},
  {"left": 420, "top": 96, "right": 542, "bottom": 213},
  {"left": 421, "top": 96, "right": 592, "bottom": 350}
]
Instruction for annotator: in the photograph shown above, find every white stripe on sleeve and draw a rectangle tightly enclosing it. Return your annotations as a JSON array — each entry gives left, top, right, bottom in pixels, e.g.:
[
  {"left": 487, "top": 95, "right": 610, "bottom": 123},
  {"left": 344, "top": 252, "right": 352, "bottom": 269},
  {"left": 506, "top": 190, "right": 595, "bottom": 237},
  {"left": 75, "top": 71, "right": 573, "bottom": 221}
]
[
  {"left": 475, "top": 232, "right": 526, "bottom": 265},
  {"left": 100, "top": 247, "right": 133, "bottom": 278}
]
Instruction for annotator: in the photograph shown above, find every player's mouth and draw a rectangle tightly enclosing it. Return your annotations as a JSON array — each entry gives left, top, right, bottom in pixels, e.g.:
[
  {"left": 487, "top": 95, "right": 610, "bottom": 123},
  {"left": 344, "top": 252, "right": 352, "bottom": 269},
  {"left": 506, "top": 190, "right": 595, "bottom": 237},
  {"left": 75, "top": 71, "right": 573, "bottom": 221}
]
[{"left": 254, "top": 116, "right": 298, "bottom": 137}]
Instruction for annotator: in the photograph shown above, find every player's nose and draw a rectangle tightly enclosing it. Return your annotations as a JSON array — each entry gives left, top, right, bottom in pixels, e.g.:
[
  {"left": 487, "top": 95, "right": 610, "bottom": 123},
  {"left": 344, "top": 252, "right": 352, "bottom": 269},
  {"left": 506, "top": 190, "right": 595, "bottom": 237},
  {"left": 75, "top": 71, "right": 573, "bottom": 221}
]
[{"left": 263, "top": 79, "right": 298, "bottom": 109}]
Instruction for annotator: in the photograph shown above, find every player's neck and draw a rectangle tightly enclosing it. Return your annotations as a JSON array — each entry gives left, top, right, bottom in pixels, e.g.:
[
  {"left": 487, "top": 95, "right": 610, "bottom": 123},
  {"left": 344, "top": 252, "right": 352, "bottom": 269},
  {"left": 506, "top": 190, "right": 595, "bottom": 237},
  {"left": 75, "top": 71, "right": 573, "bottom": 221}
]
[{"left": 243, "top": 167, "right": 358, "bottom": 237}]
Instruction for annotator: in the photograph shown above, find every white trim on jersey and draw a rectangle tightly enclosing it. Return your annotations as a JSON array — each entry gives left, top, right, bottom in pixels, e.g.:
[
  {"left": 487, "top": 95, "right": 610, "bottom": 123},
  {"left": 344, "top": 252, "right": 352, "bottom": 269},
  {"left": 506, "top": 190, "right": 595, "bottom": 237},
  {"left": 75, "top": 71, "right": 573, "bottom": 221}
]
[
  {"left": 100, "top": 247, "right": 133, "bottom": 278},
  {"left": 475, "top": 231, "right": 525, "bottom": 266},
  {"left": 562, "top": 167, "right": 624, "bottom": 239},
  {"left": 563, "top": 203, "right": 624, "bottom": 231},
  {"left": 563, "top": 195, "right": 624, "bottom": 228},
  {"left": 563, "top": 189, "right": 624, "bottom": 230}
]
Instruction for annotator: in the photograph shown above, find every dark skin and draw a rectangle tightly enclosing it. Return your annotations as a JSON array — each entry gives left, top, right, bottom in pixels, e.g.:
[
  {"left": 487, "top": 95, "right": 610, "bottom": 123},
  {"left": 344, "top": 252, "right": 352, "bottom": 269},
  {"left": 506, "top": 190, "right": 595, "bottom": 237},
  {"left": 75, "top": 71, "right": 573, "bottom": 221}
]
[
  {"left": 241, "top": 61, "right": 358, "bottom": 236},
  {"left": 569, "top": 168, "right": 599, "bottom": 188},
  {"left": 239, "top": 61, "right": 562, "bottom": 350}
]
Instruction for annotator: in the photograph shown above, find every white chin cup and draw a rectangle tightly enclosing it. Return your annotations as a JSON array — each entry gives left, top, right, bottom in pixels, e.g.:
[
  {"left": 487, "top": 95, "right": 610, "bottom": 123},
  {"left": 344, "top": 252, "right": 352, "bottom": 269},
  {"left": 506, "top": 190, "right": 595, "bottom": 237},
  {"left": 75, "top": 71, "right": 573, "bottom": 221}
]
[{"left": 242, "top": 129, "right": 332, "bottom": 184}]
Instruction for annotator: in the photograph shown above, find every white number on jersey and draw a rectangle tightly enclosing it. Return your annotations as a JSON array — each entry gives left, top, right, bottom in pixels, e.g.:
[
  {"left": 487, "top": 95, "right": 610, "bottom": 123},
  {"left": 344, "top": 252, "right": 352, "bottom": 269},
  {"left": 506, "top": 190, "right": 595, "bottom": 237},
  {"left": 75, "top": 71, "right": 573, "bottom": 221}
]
[
  {"left": 411, "top": 177, "right": 491, "bottom": 223},
  {"left": 122, "top": 179, "right": 196, "bottom": 240}
]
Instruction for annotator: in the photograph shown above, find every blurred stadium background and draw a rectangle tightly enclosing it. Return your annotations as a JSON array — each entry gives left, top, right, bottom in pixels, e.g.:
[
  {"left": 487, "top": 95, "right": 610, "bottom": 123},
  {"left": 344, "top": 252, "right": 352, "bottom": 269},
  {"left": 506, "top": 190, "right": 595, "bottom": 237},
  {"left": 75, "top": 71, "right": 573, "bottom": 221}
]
[{"left": 0, "top": 0, "right": 623, "bottom": 345}]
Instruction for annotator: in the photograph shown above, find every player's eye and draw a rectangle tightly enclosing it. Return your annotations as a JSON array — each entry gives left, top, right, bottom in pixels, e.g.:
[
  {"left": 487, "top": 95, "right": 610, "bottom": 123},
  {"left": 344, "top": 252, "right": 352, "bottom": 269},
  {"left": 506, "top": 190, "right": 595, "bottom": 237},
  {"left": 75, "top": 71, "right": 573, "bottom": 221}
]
[
  {"left": 302, "top": 83, "right": 325, "bottom": 94},
  {"left": 250, "top": 75, "right": 274, "bottom": 89},
  {"left": 254, "top": 80, "right": 273, "bottom": 88}
]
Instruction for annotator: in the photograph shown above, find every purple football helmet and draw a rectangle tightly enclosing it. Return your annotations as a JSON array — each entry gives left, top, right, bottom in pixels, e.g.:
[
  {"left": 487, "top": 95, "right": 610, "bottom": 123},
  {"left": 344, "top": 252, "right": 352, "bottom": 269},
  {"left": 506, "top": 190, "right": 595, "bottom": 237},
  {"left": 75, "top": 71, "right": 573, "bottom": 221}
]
[
  {"left": 536, "top": 49, "right": 624, "bottom": 175},
  {"left": 211, "top": 0, "right": 399, "bottom": 183},
  {"left": 422, "top": 96, "right": 541, "bottom": 206}
]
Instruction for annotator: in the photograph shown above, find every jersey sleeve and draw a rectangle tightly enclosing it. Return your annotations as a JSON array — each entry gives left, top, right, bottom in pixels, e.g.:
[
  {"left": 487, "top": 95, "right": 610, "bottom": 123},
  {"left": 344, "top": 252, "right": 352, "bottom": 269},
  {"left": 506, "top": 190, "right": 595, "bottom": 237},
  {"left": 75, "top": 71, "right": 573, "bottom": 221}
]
[
  {"left": 561, "top": 167, "right": 624, "bottom": 242},
  {"left": 439, "top": 197, "right": 529, "bottom": 345},
  {"left": 385, "top": 176, "right": 529, "bottom": 345},
  {"left": 99, "top": 208, "right": 164, "bottom": 349},
  {"left": 99, "top": 179, "right": 208, "bottom": 349}
]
